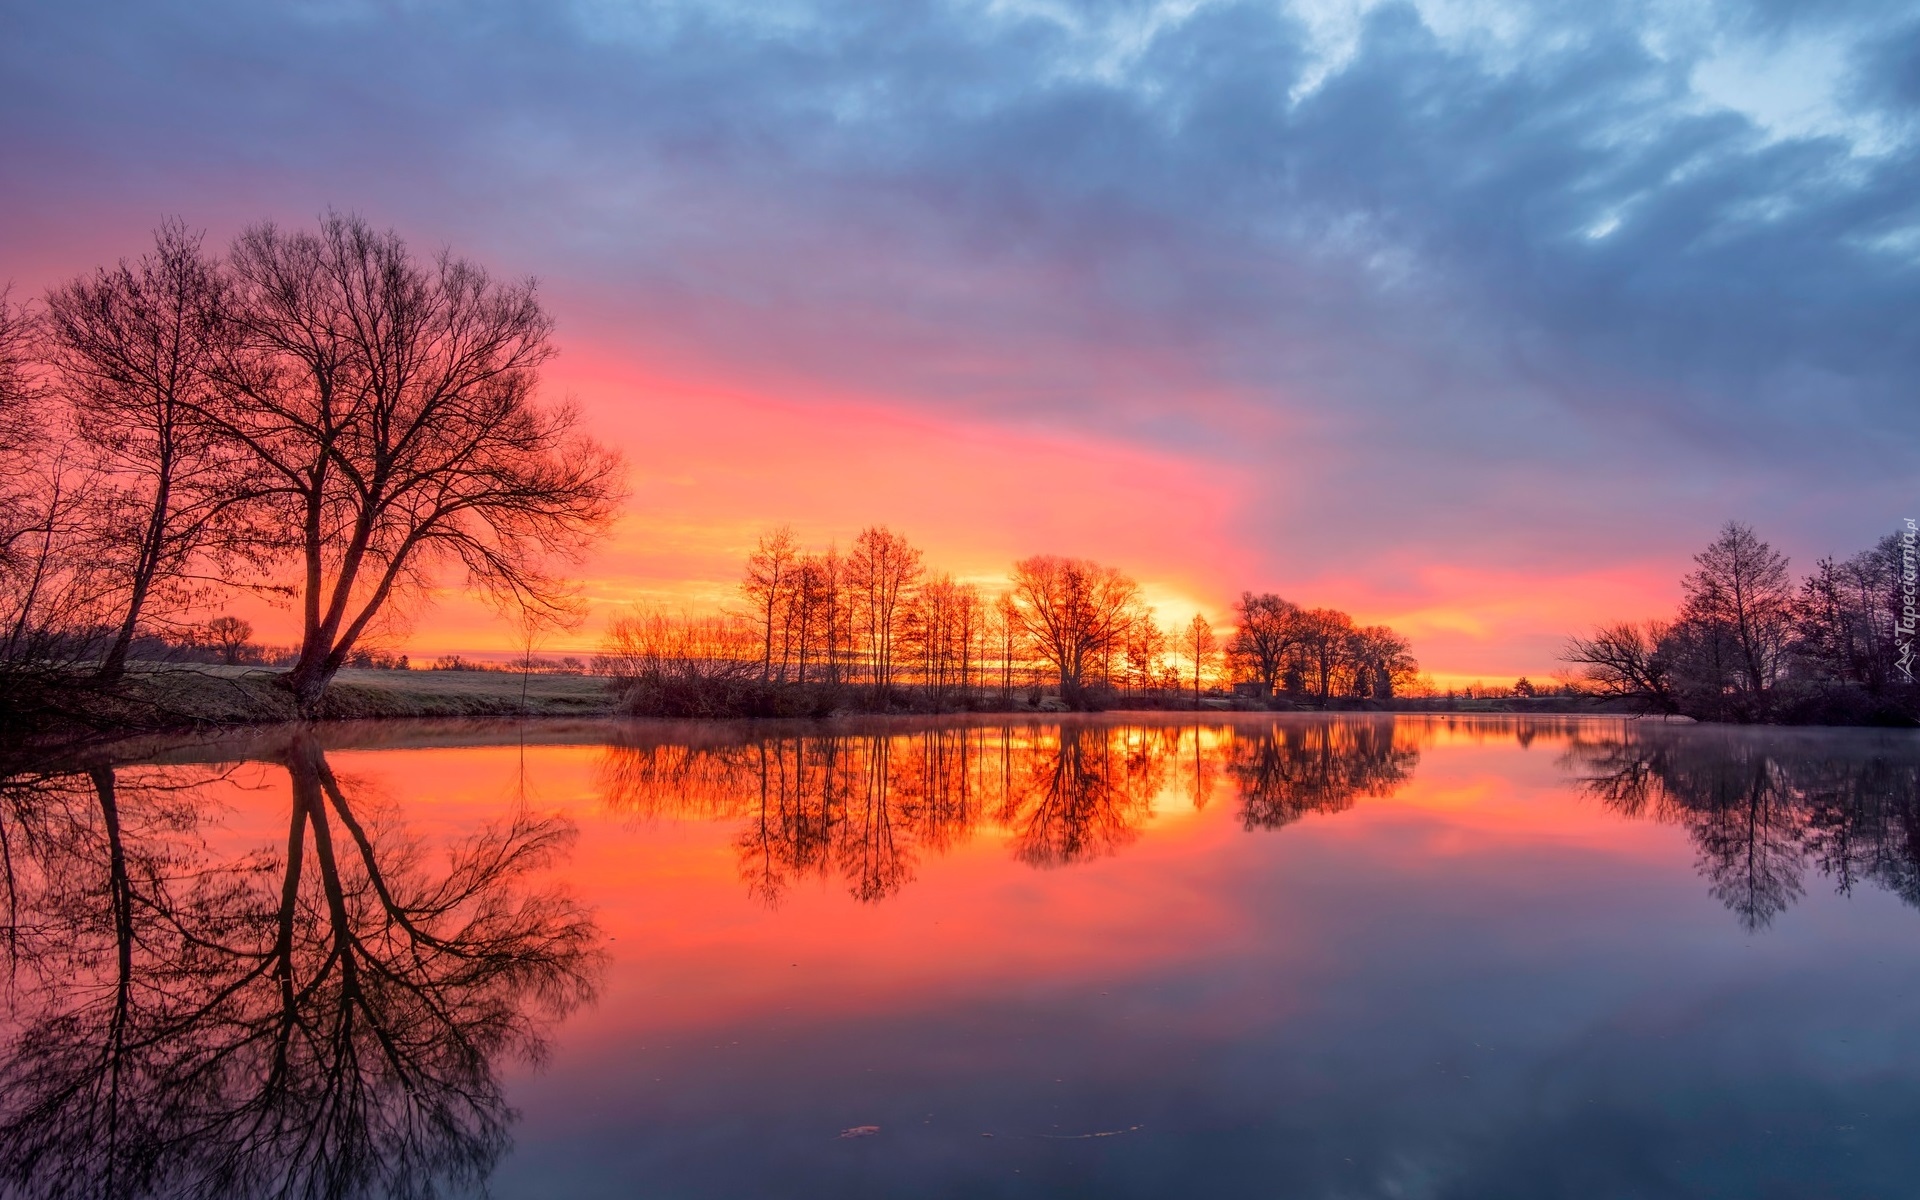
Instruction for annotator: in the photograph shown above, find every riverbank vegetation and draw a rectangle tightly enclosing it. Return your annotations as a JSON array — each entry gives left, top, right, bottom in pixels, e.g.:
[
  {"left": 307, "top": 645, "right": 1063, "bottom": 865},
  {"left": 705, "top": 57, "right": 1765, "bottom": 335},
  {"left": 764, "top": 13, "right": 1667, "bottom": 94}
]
[{"left": 1564, "top": 521, "right": 1917, "bottom": 726}]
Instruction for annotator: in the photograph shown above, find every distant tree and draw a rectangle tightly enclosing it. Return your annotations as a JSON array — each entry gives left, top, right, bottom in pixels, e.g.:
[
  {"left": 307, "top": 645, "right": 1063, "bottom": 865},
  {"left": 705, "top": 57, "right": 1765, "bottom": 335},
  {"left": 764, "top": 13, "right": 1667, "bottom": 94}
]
[
  {"left": 1121, "top": 615, "right": 1170, "bottom": 695},
  {"left": 204, "top": 614, "right": 253, "bottom": 665},
  {"left": 212, "top": 213, "right": 622, "bottom": 713},
  {"left": 817, "top": 545, "right": 850, "bottom": 685},
  {"left": 847, "top": 526, "right": 921, "bottom": 696},
  {"left": 742, "top": 526, "right": 798, "bottom": 682},
  {"left": 1183, "top": 614, "right": 1217, "bottom": 706},
  {"left": 784, "top": 552, "right": 831, "bottom": 686},
  {"left": 910, "top": 574, "right": 981, "bottom": 705},
  {"left": 1006, "top": 556, "right": 1140, "bottom": 708},
  {"left": 989, "top": 592, "right": 1024, "bottom": 704},
  {"left": 1228, "top": 592, "right": 1300, "bottom": 693},
  {"left": 44, "top": 220, "right": 258, "bottom": 680},
  {"left": 1794, "top": 538, "right": 1904, "bottom": 690},
  {"left": 1293, "top": 607, "right": 1355, "bottom": 706},
  {"left": 1348, "top": 625, "right": 1417, "bottom": 699},
  {"left": 1512, "top": 676, "right": 1536, "bottom": 698}
]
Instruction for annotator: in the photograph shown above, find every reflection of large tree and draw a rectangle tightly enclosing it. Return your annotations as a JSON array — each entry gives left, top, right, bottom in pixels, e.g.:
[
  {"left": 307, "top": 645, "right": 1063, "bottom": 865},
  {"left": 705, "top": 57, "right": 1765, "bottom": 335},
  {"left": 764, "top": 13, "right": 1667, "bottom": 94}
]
[
  {"left": 0, "top": 731, "right": 598, "bottom": 1199},
  {"left": 1567, "top": 727, "right": 1920, "bottom": 930},
  {"left": 1229, "top": 720, "right": 1419, "bottom": 832}
]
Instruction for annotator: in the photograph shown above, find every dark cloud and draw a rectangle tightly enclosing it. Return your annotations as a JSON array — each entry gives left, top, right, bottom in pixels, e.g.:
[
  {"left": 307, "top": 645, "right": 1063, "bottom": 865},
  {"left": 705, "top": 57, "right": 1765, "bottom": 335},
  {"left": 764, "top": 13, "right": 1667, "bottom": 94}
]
[{"left": 1, "top": 0, "right": 1911, "bottom": 577}]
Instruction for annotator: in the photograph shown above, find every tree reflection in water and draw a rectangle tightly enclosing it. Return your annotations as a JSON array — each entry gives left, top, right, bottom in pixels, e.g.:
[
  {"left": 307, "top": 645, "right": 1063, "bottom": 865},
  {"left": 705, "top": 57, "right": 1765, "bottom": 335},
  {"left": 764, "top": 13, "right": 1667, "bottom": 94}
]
[
  {"left": 0, "top": 730, "right": 599, "bottom": 1200},
  {"left": 598, "top": 718, "right": 1424, "bottom": 905},
  {"left": 1226, "top": 719, "right": 1421, "bottom": 831},
  {"left": 1566, "top": 725, "right": 1920, "bottom": 930}
]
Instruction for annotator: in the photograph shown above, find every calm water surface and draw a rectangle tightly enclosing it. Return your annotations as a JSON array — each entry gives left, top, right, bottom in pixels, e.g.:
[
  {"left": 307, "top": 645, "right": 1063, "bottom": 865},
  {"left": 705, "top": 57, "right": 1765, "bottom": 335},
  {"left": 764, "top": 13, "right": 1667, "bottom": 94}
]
[{"left": 2, "top": 714, "right": 1917, "bottom": 1199}]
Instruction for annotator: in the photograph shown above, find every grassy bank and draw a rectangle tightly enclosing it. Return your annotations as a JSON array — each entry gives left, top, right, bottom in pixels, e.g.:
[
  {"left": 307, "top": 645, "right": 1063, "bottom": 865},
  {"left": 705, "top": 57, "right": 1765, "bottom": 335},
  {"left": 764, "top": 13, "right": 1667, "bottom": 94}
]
[
  {"left": 6, "top": 663, "right": 1654, "bottom": 755},
  {"left": 139, "top": 665, "right": 617, "bottom": 721},
  {"left": 1, "top": 664, "right": 617, "bottom": 751}
]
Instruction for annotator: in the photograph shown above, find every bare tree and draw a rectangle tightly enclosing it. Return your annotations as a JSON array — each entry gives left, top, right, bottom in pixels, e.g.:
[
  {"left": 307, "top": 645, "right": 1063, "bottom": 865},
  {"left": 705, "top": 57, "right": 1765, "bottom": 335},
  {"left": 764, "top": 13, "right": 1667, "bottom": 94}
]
[
  {"left": 1348, "top": 624, "right": 1416, "bottom": 699},
  {"left": 213, "top": 213, "right": 623, "bottom": 713},
  {"left": 848, "top": 526, "right": 921, "bottom": 697},
  {"left": 1183, "top": 613, "right": 1217, "bottom": 706},
  {"left": 1227, "top": 592, "right": 1300, "bottom": 694},
  {"left": 44, "top": 220, "right": 257, "bottom": 680},
  {"left": 742, "top": 525, "right": 797, "bottom": 682},
  {"left": 1293, "top": 607, "right": 1355, "bottom": 706},
  {"left": 0, "top": 293, "right": 120, "bottom": 672},
  {"left": 1563, "top": 620, "right": 1677, "bottom": 713},
  {"left": 0, "top": 287, "right": 44, "bottom": 579},
  {"left": 1120, "top": 615, "right": 1170, "bottom": 696},
  {"left": 989, "top": 592, "right": 1024, "bottom": 705},
  {"left": 1679, "top": 521, "right": 1794, "bottom": 701},
  {"left": 1006, "top": 555, "right": 1140, "bottom": 707},
  {"left": 204, "top": 614, "right": 253, "bottom": 665}
]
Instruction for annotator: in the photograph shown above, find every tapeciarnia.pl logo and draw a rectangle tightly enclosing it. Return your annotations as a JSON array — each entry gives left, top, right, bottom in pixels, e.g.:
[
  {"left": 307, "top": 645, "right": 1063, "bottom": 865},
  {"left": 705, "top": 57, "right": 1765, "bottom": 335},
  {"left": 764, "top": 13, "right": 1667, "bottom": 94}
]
[{"left": 1898, "top": 518, "right": 1916, "bottom": 685}]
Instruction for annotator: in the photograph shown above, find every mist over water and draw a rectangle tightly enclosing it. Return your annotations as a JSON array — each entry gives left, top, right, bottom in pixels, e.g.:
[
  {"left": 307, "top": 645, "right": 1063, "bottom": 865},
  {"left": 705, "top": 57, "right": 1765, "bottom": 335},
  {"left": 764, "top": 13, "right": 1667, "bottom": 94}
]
[{"left": 2, "top": 714, "right": 1917, "bottom": 1198}]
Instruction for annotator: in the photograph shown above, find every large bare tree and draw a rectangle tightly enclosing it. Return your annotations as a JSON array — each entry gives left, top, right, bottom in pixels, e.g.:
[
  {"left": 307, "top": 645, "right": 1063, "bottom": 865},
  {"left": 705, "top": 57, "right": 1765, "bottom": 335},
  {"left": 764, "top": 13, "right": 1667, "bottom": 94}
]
[
  {"left": 1006, "top": 555, "right": 1140, "bottom": 706},
  {"left": 215, "top": 213, "right": 622, "bottom": 711},
  {"left": 44, "top": 221, "right": 256, "bottom": 680}
]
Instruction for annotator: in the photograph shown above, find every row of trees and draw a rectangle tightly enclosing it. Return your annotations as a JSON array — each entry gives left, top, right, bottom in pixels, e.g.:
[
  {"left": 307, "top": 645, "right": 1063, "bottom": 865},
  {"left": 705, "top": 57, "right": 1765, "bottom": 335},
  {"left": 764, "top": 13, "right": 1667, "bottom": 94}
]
[
  {"left": 597, "top": 525, "right": 1420, "bottom": 715},
  {"left": 0, "top": 216, "right": 621, "bottom": 725},
  {"left": 1565, "top": 522, "right": 1916, "bottom": 724}
]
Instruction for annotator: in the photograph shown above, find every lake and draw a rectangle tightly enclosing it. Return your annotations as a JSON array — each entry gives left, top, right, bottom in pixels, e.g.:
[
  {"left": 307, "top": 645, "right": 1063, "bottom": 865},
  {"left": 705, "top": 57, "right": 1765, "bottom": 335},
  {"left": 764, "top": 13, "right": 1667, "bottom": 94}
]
[{"left": 2, "top": 713, "right": 1916, "bottom": 1199}]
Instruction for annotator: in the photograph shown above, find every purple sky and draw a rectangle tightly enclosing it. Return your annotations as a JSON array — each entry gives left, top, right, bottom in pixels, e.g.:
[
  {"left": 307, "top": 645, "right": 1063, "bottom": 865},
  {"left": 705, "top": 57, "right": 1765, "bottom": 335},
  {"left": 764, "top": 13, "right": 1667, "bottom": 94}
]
[{"left": 2, "top": 0, "right": 1915, "bottom": 677}]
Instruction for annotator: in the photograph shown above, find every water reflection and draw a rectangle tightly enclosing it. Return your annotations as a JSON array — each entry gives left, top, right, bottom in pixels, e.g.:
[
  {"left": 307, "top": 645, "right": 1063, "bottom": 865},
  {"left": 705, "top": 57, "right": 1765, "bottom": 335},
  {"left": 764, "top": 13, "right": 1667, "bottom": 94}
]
[
  {"left": 2, "top": 715, "right": 1917, "bottom": 1197},
  {"left": 1229, "top": 719, "right": 1421, "bottom": 832},
  {"left": 0, "top": 731, "right": 598, "bottom": 1200},
  {"left": 1567, "top": 725, "right": 1920, "bottom": 930},
  {"left": 599, "top": 718, "right": 1426, "bottom": 905}
]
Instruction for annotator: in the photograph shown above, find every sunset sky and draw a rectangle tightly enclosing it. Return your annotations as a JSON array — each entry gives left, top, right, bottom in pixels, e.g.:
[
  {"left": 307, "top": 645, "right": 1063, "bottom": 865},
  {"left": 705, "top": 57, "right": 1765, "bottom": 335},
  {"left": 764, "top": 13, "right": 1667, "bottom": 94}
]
[{"left": 3, "top": 0, "right": 1915, "bottom": 682}]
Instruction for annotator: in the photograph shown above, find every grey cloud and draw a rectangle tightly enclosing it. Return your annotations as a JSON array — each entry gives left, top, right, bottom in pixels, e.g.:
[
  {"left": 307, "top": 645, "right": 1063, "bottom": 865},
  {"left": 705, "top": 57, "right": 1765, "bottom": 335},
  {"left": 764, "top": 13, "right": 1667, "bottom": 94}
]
[{"left": 1, "top": 0, "right": 1912, "bottom": 575}]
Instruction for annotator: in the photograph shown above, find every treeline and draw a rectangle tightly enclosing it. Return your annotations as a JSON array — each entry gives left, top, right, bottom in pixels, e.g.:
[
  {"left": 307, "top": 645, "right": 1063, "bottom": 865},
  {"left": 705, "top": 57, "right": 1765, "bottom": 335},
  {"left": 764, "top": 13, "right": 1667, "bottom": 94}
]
[
  {"left": 0, "top": 215, "right": 620, "bottom": 737},
  {"left": 597, "top": 524, "right": 1419, "bottom": 716},
  {"left": 1565, "top": 521, "right": 1917, "bottom": 725}
]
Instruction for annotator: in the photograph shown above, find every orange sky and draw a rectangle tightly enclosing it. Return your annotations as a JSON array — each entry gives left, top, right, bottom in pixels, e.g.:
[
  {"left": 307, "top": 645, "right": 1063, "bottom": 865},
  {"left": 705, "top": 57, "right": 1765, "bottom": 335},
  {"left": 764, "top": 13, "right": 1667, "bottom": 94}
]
[{"left": 211, "top": 343, "right": 1683, "bottom": 687}]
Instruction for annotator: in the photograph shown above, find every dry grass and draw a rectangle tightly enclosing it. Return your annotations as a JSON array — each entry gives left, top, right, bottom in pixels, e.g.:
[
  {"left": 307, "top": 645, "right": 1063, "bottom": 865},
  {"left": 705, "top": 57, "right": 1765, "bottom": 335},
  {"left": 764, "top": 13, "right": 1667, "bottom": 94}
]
[{"left": 122, "top": 664, "right": 615, "bottom": 723}]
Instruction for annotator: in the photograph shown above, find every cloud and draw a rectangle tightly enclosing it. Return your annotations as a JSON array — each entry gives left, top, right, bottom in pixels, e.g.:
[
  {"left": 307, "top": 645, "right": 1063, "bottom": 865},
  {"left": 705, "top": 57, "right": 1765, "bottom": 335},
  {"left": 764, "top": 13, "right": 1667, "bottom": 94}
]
[{"left": 1, "top": 0, "right": 1912, "bottom": 671}]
